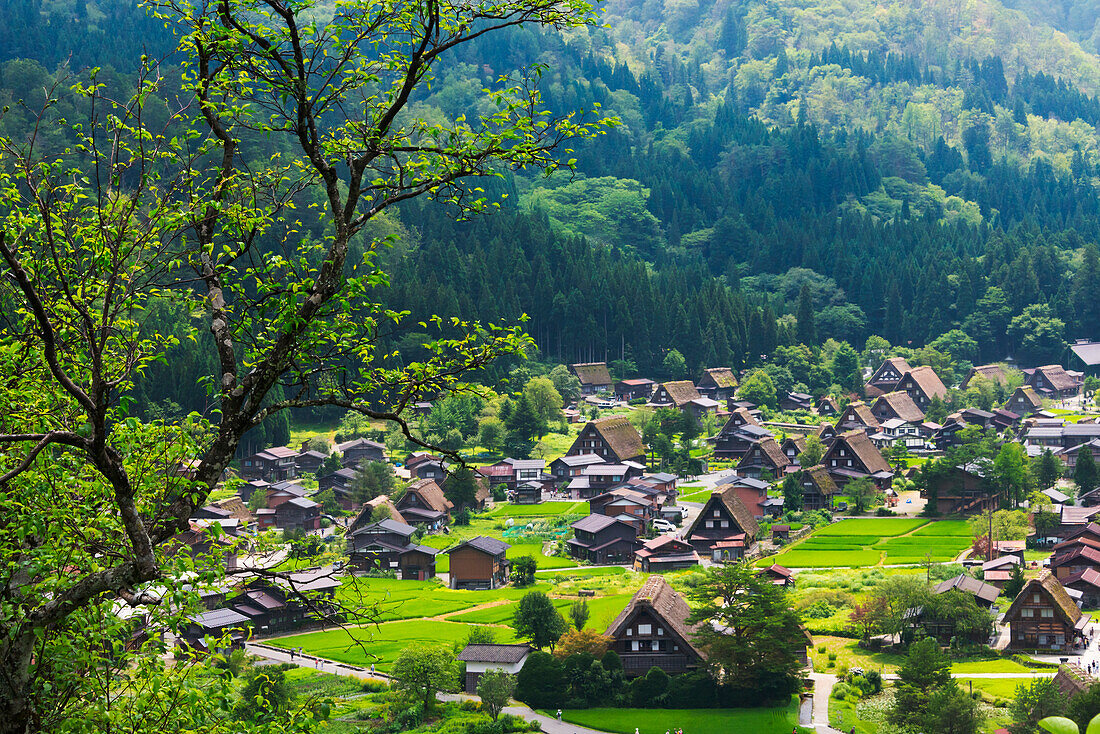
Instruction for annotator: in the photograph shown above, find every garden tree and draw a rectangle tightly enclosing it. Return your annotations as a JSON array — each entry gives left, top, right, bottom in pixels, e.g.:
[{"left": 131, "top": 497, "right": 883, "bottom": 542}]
[
  {"left": 921, "top": 681, "right": 984, "bottom": 734},
  {"left": 1067, "top": 683, "right": 1100, "bottom": 731},
  {"left": 248, "top": 486, "right": 270, "bottom": 512},
  {"left": 548, "top": 364, "right": 582, "bottom": 405},
  {"left": 464, "top": 626, "right": 496, "bottom": 647},
  {"left": 510, "top": 555, "right": 538, "bottom": 587},
  {"left": 442, "top": 465, "right": 479, "bottom": 510},
  {"left": 304, "top": 436, "right": 332, "bottom": 454},
  {"left": 475, "top": 670, "right": 515, "bottom": 722},
  {"left": 513, "top": 591, "right": 569, "bottom": 650},
  {"left": 234, "top": 667, "right": 297, "bottom": 722},
  {"left": 890, "top": 636, "right": 953, "bottom": 728},
  {"left": 629, "top": 666, "right": 671, "bottom": 706},
  {"left": 1076, "top": 449, "right": 1100, "bottom": 496},
  {"left": 504, "top": 393, "right": 544, "bottom": 450},
  {"left": 1005, "top": 563, "right": 1027, "bottom": 599},
  {"left": 570, "top": 600, "right": 590, "bottom": 630},
  {"left": 316, "top": 452, "right": 343, "bottom": 478},
  {"left": 867, "top": 575, "right": 932, "bottom": 635},
  {"left": 917, "top": 590, "right": 994, "bottom": 641},
  {"left": 1008, "top": 304, "right": 1068, "bottom": 365},
  {"left": 849, "top": 596, "right": 889, "bottom": 640},
  {"left": 800, "top": 434, "right": 826, "bottom": 468},
  {"left": 781, "top": 472, "right": 804, "bottom": 512},
  {"left": 523, "top": 376, "right": 563, "bottom": 424},
  {"left": 1037, "top": 449, "right": 1062, "bottom": 490},
  {"left": 515, "top": 652, "right": 564, "bottom": 709},
  {"left": 391, "top": 646, "right": 458, "bottom": 711},
  {"left": 351, "top": 460, "right": 400, "bottom": 504},
  {"left": 994, "top": 442, "right": 1034, "bottom": 507},
  {"left": 421, "top": 394, "right": 485, "bottom": 442},
  {"left": 830, "top": 342, "right": 862, "bottom": 393},
  {"left": 0, "top": 0, "right": 608, "bottom": 727},
  {"left": 846, "top": 477, "right": 882, "bottom": 513},
  {"left": 795, "top": 284, "right": 816, "bottom": 345},
  {"left": 930, "top": 329, "right": 979, "bottom": 365},
  {"left": 1010, "top": 679, "right": 1066, "bottom": 734},
  {"left": 925, "top": 394, "right": 950, "bottom": 423},
  {"left": 477, "top": 416, "right": 505, "bottom": 453},
  {"left": 687, "top": 563, "right": 805, "bottom": 703},
  {"left": 738, "top": 369, "right": 777, "bottom": 409},
  {"left": 862, "top": 336, "right": 892, "bottom": 369},
  {"left": 1086, "top": 376, "right": 1100, "bottom": 400},
  {"left": 314, "top": 489, "right": 341, "bottom": 515},
  {"left": 663, "top": 348, "right": 688, "bottom": 379},
  {"left": 553, "top": 628, "right": 611, "bottom": 659}
]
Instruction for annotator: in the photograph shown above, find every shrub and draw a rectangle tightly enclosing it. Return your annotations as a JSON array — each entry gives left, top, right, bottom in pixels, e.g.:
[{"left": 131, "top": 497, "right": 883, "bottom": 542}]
[
  {"left": 832, "top": 682, "right": 853, "bottom": 700},
  {"left": 828, "top": 653, "right": 838, "bottom": 662},
  {"left": 817, "top": 644, "right": 827, "bottom": 653},
  {"left": 803, "top": 600, "right": 838, "bottom": 619},
  {"left": 865, "top": 670, "right": 883, "bottom": 694}
]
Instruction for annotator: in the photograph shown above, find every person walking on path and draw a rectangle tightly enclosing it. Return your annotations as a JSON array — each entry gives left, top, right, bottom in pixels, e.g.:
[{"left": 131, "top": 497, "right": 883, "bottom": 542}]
[{"left": 556, "top": 710, "right": 562, "bottom": 722}]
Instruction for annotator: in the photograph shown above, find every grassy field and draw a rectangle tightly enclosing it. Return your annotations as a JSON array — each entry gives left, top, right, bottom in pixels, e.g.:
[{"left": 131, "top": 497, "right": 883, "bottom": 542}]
[
  {"left": 336, "top": 577, "right": 551, "bottom": 621},
  {"left": 767, "top": 518, "right": 972, "bottom": 567},
  {"left": 815, "top": 518, "right": 929, "bottom": 536},
  {"left": 271, "top": 619, "right": 520, "bottom": 671},
  {"left": 486, "top": 501, "right": 589, "bottom": 517},
  {"left": 552, "top": 698, "right": 810, "bottom": 734},
  {"left": 957, "top": 677, "right": 1035, "bottom": 701},
  {"left": 448, "top": 591, "right": 633, "bottom": 628}
]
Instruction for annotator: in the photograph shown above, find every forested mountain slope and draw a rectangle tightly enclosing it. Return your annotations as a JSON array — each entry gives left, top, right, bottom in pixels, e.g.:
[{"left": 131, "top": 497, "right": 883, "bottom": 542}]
[{"left": 6, "top": 0, "right": 1100, "bottom": 417}]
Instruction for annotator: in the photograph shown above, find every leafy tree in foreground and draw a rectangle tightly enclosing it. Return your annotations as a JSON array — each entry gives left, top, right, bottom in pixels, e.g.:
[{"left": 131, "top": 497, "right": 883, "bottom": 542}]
[
  {"left": 687, "top": 563, "right": 804, "bottom": 704},
  {"left": 513, "top": 591, "right": 569, "bottom": 650},
  {"left": 570, "top": 599, "right": 590, "bottom": 630},
  {"left": 476, "top": 670, "right": 516, "bottom": 722},
  {"left": 1010, "top": 679, "right": 1066, "bottom": 734},
  {"left": 391, "top": 646, "right": 458, "bottom": 711},
  {"left": 1076, "top": 448, "right": 1100, "bottom": 497},
  {"left": 0, "top": 0, "right": 608, "bottom": 728}
]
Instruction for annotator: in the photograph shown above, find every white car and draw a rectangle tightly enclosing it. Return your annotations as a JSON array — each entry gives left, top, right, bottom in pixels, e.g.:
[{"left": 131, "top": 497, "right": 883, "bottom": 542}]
[{"left": 652, "top": 518, "right": 677, "bottom": 533}]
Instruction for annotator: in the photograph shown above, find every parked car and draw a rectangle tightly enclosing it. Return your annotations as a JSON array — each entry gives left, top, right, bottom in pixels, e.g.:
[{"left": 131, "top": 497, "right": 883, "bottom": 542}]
[{"left": 652, "top": 518, "right": 676, "bottom": 533}]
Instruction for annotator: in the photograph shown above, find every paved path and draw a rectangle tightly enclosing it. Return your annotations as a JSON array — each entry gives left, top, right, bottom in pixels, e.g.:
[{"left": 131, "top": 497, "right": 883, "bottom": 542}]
[
  {"left": 809, "top": 673, "right": 841, "bottom": 733},
  {"left": 247, "top": 642, "right": 616, "bottom": 733}
]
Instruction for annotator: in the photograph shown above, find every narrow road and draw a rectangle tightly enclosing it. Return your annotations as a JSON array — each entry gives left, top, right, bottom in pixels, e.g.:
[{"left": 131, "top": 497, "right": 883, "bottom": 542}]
[
  {"left": 809, "top": 673, "right": 841, "bottom": 733},
  {"left": 247, "top": 642, "right": 616, "bottom": 733}
]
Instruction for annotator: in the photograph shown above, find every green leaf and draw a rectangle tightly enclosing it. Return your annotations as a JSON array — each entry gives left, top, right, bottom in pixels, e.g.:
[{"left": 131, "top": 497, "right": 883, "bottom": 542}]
[{"left": 1041, "top": 717, "right": 1080, "bottom": 734}]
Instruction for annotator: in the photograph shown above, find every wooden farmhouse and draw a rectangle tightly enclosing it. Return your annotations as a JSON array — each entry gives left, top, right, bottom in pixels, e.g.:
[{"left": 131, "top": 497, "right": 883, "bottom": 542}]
[
  {"left": 896, "top": 366, "right": 949, "bottom": 410},
  {"left": 570, "top": 362, "right": 613, "bottom": 394},
  {"left": 241, "top": 446, "right": 299, "bottom": 481},
  {"left": 683, "top": 488, "right": 759, "bottom": 562},
  {"left": 346, "top": 518, "right": 439, "bottom": 579},
  {"left": 865, "top": 357, "right": 912, "bottom": 397},
  {"left": 565, "top": 415, "right": 646, "bottom": 465},
  {"left": 447, "top": 536, "right": 511, "bottom": 590},
  {"left": 1007, "top": 386, "right": 1044, "bottom": 415},
  {"left": 1004, "top": 572, "right": 1090, "bottom": 651},
  {"left": 696, "top": 367, "right": 739, "bottom": 402},
  {"left": 634, "top": 536, "right": 700, "bottom": 572},
  {"left": 336, "top": 437, "right": 386, "bottom": 467},
  {"left": 395, "top": 479, "right": 452, "bottom": 530},
  {"left": 1026, "top": 365, "right": 1081, "bottom": 400},
  {"left": 836, "top": 401, "right": 880, "bottom": 435},
  {"left": 822, "top": 429, "right": 893, "bottom": 490},
  {"left": 567, "top": 514, "right": 639, "bottom": 564},
  {"left": 960, "top": 364, "right": 1008, "bottom": 390},
  {"left": 735, "top": 437, "right": 790, "bottom": 479},
  {"left": 604, "top": 576, "right": 705, "bottom": 677},
  {"left": 709, "top": 408, "right": 773, "bottom": 461}
]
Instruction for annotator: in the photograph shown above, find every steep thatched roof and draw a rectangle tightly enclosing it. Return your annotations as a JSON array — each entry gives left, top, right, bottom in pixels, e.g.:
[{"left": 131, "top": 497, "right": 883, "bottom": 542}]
[
  {"left": 605, "top": 575, "right": 704, "bottom": 661},
  {"left": 570, "top": 362, "right": 613, "bottom": 386}
]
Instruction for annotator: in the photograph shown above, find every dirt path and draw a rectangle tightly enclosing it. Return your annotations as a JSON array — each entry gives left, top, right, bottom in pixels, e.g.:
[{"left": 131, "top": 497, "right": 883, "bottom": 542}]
[{"left": 430, "top": 598, "right": 513, "bottom": 623}]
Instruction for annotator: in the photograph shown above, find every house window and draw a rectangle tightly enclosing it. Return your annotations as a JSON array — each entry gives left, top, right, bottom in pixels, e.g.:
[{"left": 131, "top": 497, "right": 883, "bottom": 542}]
[
  {"left": 713, "top": 510, "right": 721, "bottom": 517},
  {"left": 720, "top": 520, "right": 728, "bottom": 528},
  {"left": 626, "top": 629, "right": 632, "bottom": 636},
  {"left": 831, "top": 460, "right": 837, "bottom": 466},
  {"left": 638, "top": 624, "right": 652, "bottom": 635},
  {"left": 705, "top": 520, "right": 713, "bottom": 528},
  {"left": 1021, "top": 608, "right": 1034, "bottom": 618},
  {"left": 1041, "top": 608, "right": 1054, "bottom": 618},
  {"left": 1033, "top": 594, "right": 1041, "bottom": 603},
  {"left": 846, "top": 459, "right": 852, "bottom": 467},
  {"left": 657, "top": 627, "right": 663, "bottom": 635}
]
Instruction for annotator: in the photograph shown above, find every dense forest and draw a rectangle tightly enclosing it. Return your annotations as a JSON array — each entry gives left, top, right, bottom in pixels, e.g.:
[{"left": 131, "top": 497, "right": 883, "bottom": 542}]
[{"left": 9, "top": 0, "right": 1100, "bottom": 425}]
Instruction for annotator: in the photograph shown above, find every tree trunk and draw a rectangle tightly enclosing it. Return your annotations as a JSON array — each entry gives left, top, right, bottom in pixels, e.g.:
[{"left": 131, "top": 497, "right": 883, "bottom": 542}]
[{"left": 0, "top": 630, "right": 35, "bottom": 734}]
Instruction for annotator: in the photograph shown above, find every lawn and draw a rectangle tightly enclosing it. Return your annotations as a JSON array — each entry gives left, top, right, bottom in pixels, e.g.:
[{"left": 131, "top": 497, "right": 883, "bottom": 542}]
[
  {"left": 551, "top": 697, "right": 810, "bottom": 734},
  {"left": 769, "top": 549, "right": 883, "bottom": 568},
  {"left": 910, "top": 520, "right": 972, "bottom": 536},
  {"left": 447, "top": 592, "right": 633, "bottom": 628},
  {"left": 877, "top": 536, "right": 970, "bottom": 563},
  {"left": 271, "top": 619, "right": 520, "bottom": 672},
  {"left": 809, "top": 636, "right": 906, "bottom": 673},
  {"left": 950, "top": 659, "right": 1032, "bottom": 674},
  {"left": 815, "top": 518, "right": 928, "bottom": 536},
  {"left": 487, "top": 501, "right": 589, "bottom": 517},
  {"left": 336, "top": 577, "right": 551, "bottom": 621},
  {"left": 956, "top": 677, "right": 1037, "bottom": 701}
]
